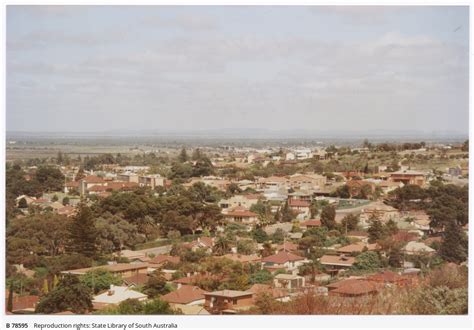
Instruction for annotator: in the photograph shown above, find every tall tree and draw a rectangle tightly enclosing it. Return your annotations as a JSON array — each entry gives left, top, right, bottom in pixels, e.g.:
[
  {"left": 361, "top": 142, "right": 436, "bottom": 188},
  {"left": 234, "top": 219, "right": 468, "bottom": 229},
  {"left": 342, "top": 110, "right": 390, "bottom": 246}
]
[
  {"left": 320, "top": 205, "right": 336, "bottom": 230},
  {"left": 67, "top": 203, "right": 97, "bottom": 258},
  {"left": 35, "top": 274, "right": 92, "bottom": 314},
  {"left": 368, "top": 218, "right": 386, "bottom": 243},
  {"left": 439, "top": 221, "right": 468, "bottom": 263},
  {"left": 178, "top": 147, "right": 188, "bottom": 163}
]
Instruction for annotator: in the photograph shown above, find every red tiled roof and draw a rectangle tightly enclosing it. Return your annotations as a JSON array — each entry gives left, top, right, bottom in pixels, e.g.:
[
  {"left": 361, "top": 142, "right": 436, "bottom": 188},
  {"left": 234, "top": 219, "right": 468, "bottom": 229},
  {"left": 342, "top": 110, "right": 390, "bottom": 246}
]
[
  {"left": 261, "top": 251, "right": 305, "bottom": 264},
  {"left": 65, "top": 181, "right": 80, "bottom": 187},
  {"left": 392, "top": 231, "right": 419, "bottom": 243},
  {"left": 366, "top": 271, "right": 404, "bottom": 284},
  {"left": 83, "top": 175, "right": 106, "bottom": 183},
  {"left": 161, "top": 285, "right": 207, "bottom": 304},
  {"left": 123, "top": 273, "right": 149, "bottom": 286}
]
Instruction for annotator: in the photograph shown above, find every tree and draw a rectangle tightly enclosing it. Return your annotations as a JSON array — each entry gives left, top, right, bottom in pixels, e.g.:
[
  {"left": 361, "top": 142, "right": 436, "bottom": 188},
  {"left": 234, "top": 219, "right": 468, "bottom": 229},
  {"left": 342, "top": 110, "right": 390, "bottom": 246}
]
[
  {"left": 51, "top": 194, "right": 58, "bottom": 202},
  {"left": 385, "top": 219, "right": 398, "bottom": 235},
  {"left": 213, "top": 236, "right": 232, "bottom": 256},
  {"left": 67, "top": 203, "right": 97, "bottom": 258},
  {"left": 75, "top": 168, "right": 85, "bottom": 182},
  {"left": 367, "top": 217, "right": 385, "bottom": 243},
  {"left": 388, "top": 246, "right": 403, "bottom": 268},
  {"left": 80, "top": 269, "right": 123, "bottom": 294},
  {"left": 461, "top": 139, "right": 468, "bottom": 152},
  {"left": 280, "top": 201, "right": 295, "bottom": 222},
  {"left": 144, "top": 270, "right": 170, "bottom": 297},
  {"left": 252, "top": 228, "right": 269, "bottom": 243},
  {"left": 352, "top": 251, "right": 382, "bottom": 271},
  {"left": 320, "top": 205, "right": 336, "bottom": 230},
  {"left": 271, "top": 228, "right": 285, "bottom": 244},
  {"left": 439, "top": 221, "right": 468, "bottom": 263},
  {"left": 35, "top": 274, "right": 92, "bottom": 314},
  {"left": 42, "top": 279, "right": 49, "bottom": 295},
  {"left": 341, "top": 214, "right": 359, "bottom": 233},
  {"left": 237, "top": 239, "right": 257, "bottom": 255},
  {"left": 178, "top": 147, "right": 188, "bottom": 163},
  {"left": 62, "top": 196, "right": 70, "bottom": 206},
  {"left": 249, "top": 270, "right": 273, "bottom": 285}
]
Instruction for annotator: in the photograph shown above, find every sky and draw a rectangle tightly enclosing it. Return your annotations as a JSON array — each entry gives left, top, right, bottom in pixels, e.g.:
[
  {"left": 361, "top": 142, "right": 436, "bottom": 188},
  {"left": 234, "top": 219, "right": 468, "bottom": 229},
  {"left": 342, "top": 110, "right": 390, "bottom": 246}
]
[{"left": 6, "top": 5, "right": 470, "bottom": 135}]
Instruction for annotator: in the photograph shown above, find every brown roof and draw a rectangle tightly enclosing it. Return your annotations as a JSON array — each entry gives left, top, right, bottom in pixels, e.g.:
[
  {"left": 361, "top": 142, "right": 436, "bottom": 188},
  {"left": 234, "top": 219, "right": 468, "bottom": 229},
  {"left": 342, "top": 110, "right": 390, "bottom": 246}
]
[
  {"left": 149, "top": 255, "right": 181, "bottom": 265},
  {"left": 123, "top": 273, "right": 150, "bottom": 286},
  {"left": 301, "top": 219, "right": 321, "bottom": 227},
  {"left": 392, "top": 231, "right": 419, "bottom": 243},
  {"left": 65, "top": 181, "right": 80, "bottom": 187},
  {"left": 320, "top": 255, "right": 355, "bottom": 267},
  {"left": 225, "top": 210, "right": 258, "bottom": 217},
  {"left": 204, "top": 290, "right": 253, "bottom": 298},
  {"left": 161, "top": 285, "right": 208, "bottom": 304},
  {"left": 366, "top": 271, "right": 404, "bottom": 284},
  {"left": 61, "top": 263, "right": 149, "bottom": 275},
  {"left": 173, "top": 274, "right": 221, "bottom": 285},
  {"left": 83, "top": 175, "right": 106, "bottom": 183},
  {"left": 328, "top": 279, "right": 380, "bottom": 296},
  {"left": 261, "top": 251, "right": 305, "bottom": 264}
]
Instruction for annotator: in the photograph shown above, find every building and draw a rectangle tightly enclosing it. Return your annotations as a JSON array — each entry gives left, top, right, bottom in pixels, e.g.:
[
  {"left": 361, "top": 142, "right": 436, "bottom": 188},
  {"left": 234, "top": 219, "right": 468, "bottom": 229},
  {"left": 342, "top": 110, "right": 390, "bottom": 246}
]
[
  {"left": 389, "top": 170, "right": 426, "bottom": 186},
  {"left": 204, "top": 290, "right": 254, "bottom": 314},
  {"left": 327, "top": 279, "right": 380, "bottom": 297},
  {"left": 61, "top": 263, "right": 149, "bottom": 278},
  {"left": 273, "top": 273, "right": 305, "bottom": 291},
  {"left": 161, "top": 285, "right": 207, "bottom": 306},
  {"left": 261, "top": 251, "right": 308, "bottom": 274},
  {"left": 223, "top": 207, "right": 259, "bottom": 225},
  {"left": 93, "top": 285, "right": 147, "bottom": 309},
  {"left": 319, "top": 255, "right": 355, "bottom": 275}
]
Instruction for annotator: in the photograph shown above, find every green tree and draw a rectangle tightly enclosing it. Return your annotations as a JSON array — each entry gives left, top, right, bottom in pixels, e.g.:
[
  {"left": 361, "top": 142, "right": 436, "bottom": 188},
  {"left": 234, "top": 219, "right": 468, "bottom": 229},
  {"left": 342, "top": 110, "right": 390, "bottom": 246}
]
[
  {"left": 62, "top": 196, "right": 70, "bottom": 206},
  {"left": 352, "top": 251, "right": 382, "bottom": 271},
  {"left": 439, "top": 221, "right": 468, "bottom": 263},
  {"left": 144, "top": 270, "right": 170, "bottom": 298},
  {"left": 35, "top": 274, "right": 92, "bottom": 314},
  {"left": 320, "top": 205, "right": 336, "bottom": 230},
  {"left": 367, "top": 217, "right": 386, "bottom": 243},
  {"left": 249, "top": 270, "right": 273, "bottom": 285},
  {"left": 178, "top": 147, "right": 188, "bottom": 163},
  {"left": 67, "top": 203, "right": 97, "bottom": 258},
  {"left": 341, "top": 214, "right": 359, "bottom": 233},
  {"left": 80, "top": 269, "right": 123, "bottom": 294}
]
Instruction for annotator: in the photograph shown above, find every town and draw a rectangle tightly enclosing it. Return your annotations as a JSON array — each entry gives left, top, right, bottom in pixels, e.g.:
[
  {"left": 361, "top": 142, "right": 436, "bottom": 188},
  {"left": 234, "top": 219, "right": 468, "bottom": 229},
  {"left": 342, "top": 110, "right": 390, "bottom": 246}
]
[{"left": 5, "top": 138, "right": 468, "bottom": 315}]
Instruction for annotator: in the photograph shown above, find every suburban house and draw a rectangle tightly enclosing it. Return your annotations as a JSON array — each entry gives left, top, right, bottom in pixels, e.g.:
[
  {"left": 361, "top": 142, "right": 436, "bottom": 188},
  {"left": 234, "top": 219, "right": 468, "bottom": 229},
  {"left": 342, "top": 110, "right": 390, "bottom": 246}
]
[
  {"left": 261, "top": 251, "right": 308, "bottom": 274},
  {"left": 288, "top": 173, "right": 326, "bottom": 191},
  {"left": 61, "top": 263, "right": 149, "bottom": 278},
  {"left": 247, "top": 284, "right": 290, "bottom": 302},
  {"left": 148, "top": 255, "right": 181, "bottom": 268},
  {"left": 223, "top": 207, "right": 259, "bottom": 225},
  {"left": 160, "top": 285, "right": 207, "bottom": 306},
  {"left": 288, "top": 199, "right": 310, "bottom": 218},
  {"left": 78, "top": 175, "right": 107, "bottom": 195},
  {"left": 300, "top": 219, "right": 322, "bottom": 230},
  {"left": 219, "top": 194, "right": 261, "bottom": 211},
  {"left": 389, "top": 170, "right": 426, "bottom": 187},
  {"left": 204, "top": 290, "right": 254, "bottom": 314},
  {"left": 92, "top": 285, "right": 147, "bottom": 309},
  {"left": 319, "top": 255, "right": 355, "bottom": 275},
  {"left": 256, "top": 176, "right": 288, "bottom": 191},
  {"left": 402, "top": 241, "right": 435, "bottom": 255},
  {"left": 183, "top": 237, "right": 215, "bottom": 253},
  {"left": 273, "top": 273, "right": 305, "bottom": 291}
]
